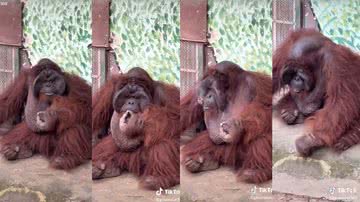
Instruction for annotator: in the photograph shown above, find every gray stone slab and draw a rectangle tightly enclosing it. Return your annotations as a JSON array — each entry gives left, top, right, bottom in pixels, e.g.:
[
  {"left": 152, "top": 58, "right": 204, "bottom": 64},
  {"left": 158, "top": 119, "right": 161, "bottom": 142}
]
[{"left": 273, "top": 115, "right": 360, "bottom": 201}]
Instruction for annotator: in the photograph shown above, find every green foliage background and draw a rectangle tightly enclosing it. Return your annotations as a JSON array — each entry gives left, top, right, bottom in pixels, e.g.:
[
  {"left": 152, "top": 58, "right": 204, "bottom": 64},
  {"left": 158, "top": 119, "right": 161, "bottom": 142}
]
[
  {"left": 21, "top": 0, "right": 359, "bottom": 84},
  {"left": 110, "top": 0, "right": 179, "bottom": 85},
  {"left": 208, "top": 0, "right": 272, "bottom": 75},
  {"left": 312, "top": 0, "right": 360, "bottom": 52},
  {"left": 23, "top": 0, "right": 92, "bottom": 82}
]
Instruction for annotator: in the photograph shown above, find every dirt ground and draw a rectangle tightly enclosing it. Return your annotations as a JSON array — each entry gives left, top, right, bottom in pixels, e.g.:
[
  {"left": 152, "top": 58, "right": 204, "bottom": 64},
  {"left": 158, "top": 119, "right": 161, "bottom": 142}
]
[
  {"left": 180, "top": 165, "right": 272, "bottom": 202},
  {"left": 92, "top": 173, "right": 180, "bottom": 202}
]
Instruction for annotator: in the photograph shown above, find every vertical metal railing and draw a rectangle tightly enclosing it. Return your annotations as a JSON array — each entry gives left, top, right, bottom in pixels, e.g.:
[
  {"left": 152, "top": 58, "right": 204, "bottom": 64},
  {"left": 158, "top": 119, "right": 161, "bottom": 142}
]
[
  {"left": 180, "top": 0, "right": 208, "bottom": 97},
  {"left": 273, "top": 0, "right": 320, "bottom": 51},
  {"left": 92, "top": 0, "right": 110, "bottom": 93},
  {"left": 0, "top": 0, "right": 22, "bottom": 93}
]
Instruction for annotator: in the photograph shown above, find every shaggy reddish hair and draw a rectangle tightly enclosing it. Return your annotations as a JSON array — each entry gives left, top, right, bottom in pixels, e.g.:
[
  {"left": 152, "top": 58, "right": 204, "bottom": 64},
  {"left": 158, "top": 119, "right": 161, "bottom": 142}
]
[
  {"left": 92, "top": 68, "right": 180, "bottom": 190},
  {"left": 273, "top": 29, "right": 360, "bottom": 154},
  {"left": 0, "top": 59, "right": 91, "bottom": 169},
  {"left": 181, "top": 61, "right": 272, "bottom": 183}
]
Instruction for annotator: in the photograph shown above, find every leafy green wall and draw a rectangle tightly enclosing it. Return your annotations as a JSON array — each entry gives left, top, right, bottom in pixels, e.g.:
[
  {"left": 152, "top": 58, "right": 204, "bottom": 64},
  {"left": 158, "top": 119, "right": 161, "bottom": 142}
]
[
  {"left": 312, "top": 0, "right": 360, "bottom": 52},
  {"left": 23, "top": 0, "right": 92, "bottom": 82},
  {"left": 208, "top": 0, "right": 272, "bottom": 75},
  {"left": 110, "top": 0, "right": 179, "bottom": 85}
]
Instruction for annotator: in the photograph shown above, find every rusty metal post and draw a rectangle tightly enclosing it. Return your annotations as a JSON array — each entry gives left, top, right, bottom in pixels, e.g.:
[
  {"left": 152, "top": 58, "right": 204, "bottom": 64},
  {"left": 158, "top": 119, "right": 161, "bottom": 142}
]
[
  {"left": 0, "top": 0, "right": 22, "bottom": 93},
  {"left": 180, "top": 0, "right": 208, "bottom": 43},
  {"left": 180, "top": 0, "right": 208, "bottom": 97},
  {"left": 272, "top": 0, "right": 302, "bottom": 51},
  {"left": 0, "top": 0, "right": 22, "bottom": 46},
  {"left": 301, "top": 0, "right": 321, "bottom": 30},
  {"left": 92, "top": 0, "right": 110, "bottom": 93}
]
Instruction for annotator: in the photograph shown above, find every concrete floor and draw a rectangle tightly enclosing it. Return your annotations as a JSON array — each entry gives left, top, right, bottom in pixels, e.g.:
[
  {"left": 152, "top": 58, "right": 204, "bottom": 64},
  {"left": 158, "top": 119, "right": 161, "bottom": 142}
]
[{"left": 0, "top": 155, "right": 91, "bottom": 202}]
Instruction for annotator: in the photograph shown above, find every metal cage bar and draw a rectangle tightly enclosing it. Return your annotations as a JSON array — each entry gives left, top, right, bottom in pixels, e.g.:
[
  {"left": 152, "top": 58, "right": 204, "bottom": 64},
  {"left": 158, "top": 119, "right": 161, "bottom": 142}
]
[
  {"left": 0, "top": 0, "right": 22, "bottom": 93},
  {"left": 272, "top": 0, "right": 301, "bottom": 50},
  {"left": 180, "top": 41, "right": 205, "bottom": 97},
  {"left": 180, "top": 0, "right": 208, "bottom": 98},
  {"left": 301, "top": 0, "right": 321, "bottom": 30},
  {"left": 91, "top": 47, "right": 107, "bottom": 94},
  {"left": 0, "top": 45, "right": 20, "bottom": 93},
  {"left": 92, "top": 0, "right": 111, "bottom": 93}
]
